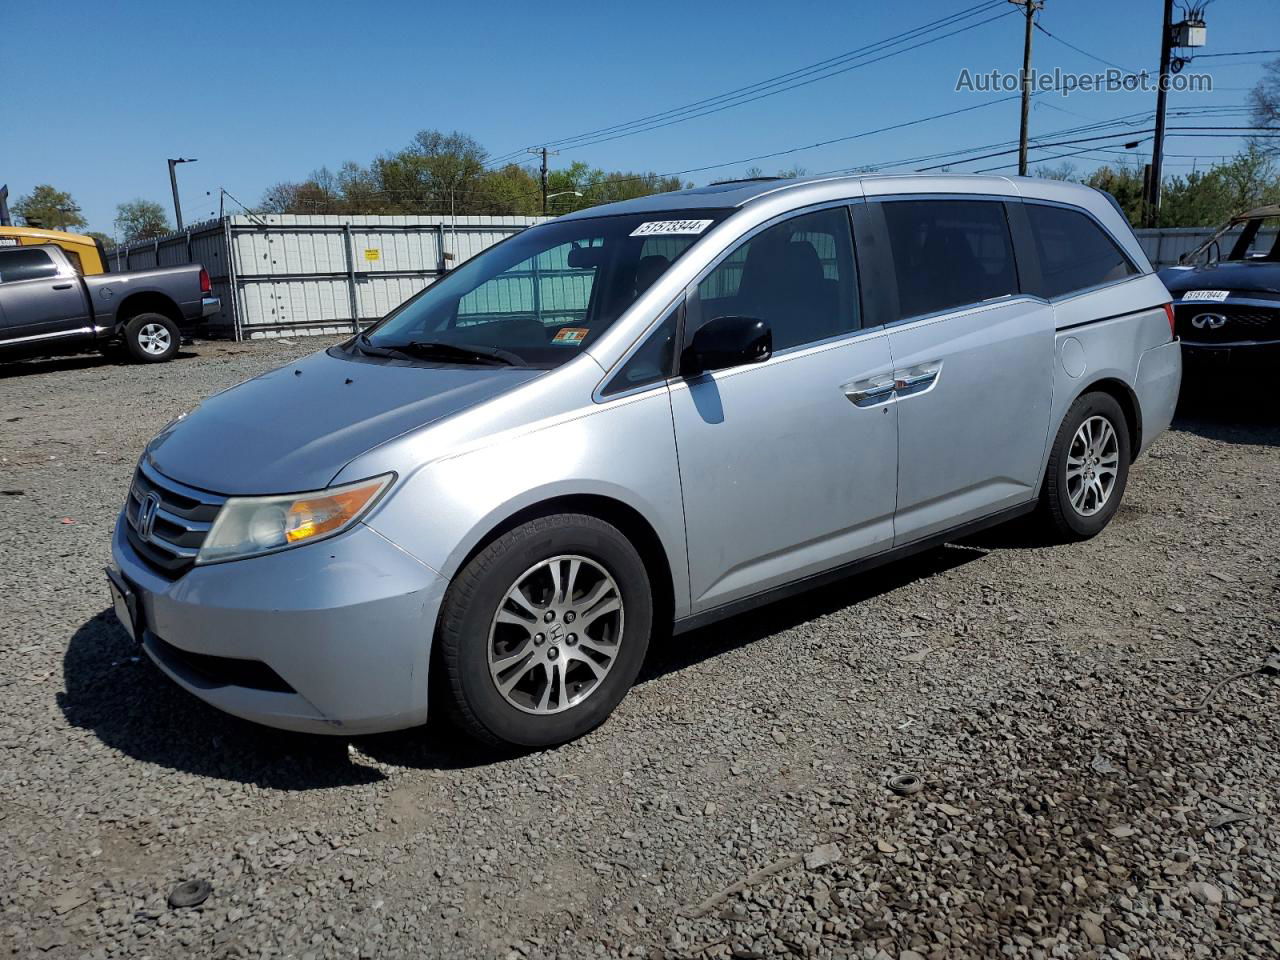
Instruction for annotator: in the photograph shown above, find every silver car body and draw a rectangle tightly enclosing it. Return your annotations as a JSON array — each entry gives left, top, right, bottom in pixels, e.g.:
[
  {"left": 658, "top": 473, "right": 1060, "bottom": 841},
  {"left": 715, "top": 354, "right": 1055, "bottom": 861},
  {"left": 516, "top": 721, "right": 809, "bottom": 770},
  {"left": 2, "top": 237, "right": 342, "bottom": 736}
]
[{"left": 111, "top": 174, "right": 1181, "bottom": 734}]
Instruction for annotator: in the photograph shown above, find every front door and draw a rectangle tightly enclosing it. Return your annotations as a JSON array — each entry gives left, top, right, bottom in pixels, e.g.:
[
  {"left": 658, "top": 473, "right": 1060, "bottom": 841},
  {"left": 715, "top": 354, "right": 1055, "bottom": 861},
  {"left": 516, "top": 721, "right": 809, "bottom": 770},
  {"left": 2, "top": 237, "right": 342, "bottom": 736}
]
[
  {"left": 870, "top": 198, "right": 1055, "bottom": 544},
  {"left": 670, "top": 205, "right": 899, "bottom": 614},
  {"left": 0, "top": 247, "right": 88, "bottom": 341}
]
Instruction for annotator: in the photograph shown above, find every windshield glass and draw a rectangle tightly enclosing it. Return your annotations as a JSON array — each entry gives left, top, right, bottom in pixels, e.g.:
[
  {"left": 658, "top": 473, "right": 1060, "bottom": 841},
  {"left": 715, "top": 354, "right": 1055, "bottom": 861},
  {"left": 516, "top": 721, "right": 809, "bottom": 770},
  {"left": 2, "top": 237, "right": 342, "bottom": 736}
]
[{"left": 360, "top": 210, "right": 729, "bottom": 367}]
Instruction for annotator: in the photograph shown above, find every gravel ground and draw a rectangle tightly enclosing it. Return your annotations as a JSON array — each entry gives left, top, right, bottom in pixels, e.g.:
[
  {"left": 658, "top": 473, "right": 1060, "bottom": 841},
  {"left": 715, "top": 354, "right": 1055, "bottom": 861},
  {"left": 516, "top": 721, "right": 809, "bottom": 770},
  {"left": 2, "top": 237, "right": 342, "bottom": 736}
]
[{"left": 1, "top": 340, "right": 1277, "bottom": 960}]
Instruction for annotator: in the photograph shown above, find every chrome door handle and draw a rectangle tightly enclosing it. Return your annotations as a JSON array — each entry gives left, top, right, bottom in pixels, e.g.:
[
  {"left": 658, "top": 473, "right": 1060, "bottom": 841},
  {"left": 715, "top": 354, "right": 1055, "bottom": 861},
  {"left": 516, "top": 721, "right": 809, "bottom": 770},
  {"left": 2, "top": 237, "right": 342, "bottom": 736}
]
[
  {"left": 892, "top": 361, "right": 942, "bottom": 397},
  {"left": 894, "top": 371, "right": 935, "bottom": 389},
  {"left": 842, "top": 378, "right": 895, "bottom": 407}
]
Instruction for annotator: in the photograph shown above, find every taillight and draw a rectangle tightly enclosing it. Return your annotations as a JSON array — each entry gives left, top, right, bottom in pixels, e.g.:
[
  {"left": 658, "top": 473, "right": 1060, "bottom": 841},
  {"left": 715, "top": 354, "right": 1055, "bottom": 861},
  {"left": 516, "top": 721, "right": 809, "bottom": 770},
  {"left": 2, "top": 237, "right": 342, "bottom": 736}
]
[
  {"left": 1163, "top": 303, "right": 1176, "bottom": 339},
  {"left": 199, "top": 267, "right": 211, "bottom": 295}
]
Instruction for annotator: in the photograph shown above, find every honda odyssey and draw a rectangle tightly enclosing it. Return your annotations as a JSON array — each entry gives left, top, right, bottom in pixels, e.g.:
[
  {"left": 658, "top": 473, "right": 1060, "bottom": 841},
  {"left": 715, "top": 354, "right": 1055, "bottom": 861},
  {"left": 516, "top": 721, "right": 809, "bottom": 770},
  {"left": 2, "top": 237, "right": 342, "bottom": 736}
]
[{"left": 108, "top": 174, "right": 1181, "bottom": 748}]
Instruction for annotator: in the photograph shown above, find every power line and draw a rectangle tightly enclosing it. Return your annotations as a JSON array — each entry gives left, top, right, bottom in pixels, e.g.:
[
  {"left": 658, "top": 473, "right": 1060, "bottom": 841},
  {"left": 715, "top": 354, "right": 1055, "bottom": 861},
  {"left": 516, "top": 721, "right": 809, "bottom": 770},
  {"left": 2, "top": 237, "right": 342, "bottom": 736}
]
[
  {"left": 1033, "top": 21, "right": 1144, "bottom": 76},
  {"left": 486, "top": 1, "right": 1014, "bottom": 164},
  {"left": 1191, "top": 48, "right": 1280, "bottom": 58}
]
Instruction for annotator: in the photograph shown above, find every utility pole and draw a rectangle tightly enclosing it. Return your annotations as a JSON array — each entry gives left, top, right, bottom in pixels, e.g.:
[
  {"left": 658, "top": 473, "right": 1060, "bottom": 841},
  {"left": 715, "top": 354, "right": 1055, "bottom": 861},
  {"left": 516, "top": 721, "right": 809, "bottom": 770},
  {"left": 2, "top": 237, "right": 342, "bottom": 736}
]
[
  {"left": 167, "top": 157, "right": 197, "bottom": 230},
  {"left": 528, "top": 147, "right": 560, "bottom": 215},
  {"left": 1010, "top": 0, "right": 1043, "bottom": 177},
  {"left": 1146, "top": 0, "right": 1175, "bottom": 227}
]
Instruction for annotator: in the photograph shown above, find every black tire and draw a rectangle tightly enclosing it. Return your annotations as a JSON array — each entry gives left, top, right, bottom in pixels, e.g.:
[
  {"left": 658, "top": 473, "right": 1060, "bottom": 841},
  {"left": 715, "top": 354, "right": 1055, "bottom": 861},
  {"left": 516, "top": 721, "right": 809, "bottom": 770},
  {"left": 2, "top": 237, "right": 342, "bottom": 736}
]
[
  {"left": 123, "top": 313, "right": 180, "bottom": 363},
  {"left": 1040, "top": 391, "right": 1131, "bottom": 541},
  {"left": 435, "top": 513, "right": 653, "bottom": 748}
]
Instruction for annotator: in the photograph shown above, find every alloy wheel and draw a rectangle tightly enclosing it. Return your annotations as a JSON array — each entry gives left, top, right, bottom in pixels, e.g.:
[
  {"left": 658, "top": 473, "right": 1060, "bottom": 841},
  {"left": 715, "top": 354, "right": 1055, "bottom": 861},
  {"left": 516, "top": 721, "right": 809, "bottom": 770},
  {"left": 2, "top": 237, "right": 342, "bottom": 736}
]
[
  {"left": 1066, "top": 415, "right": 1119, "bottom": 517},
  {"left": 487, "top": 554, "right": 624, "bottom": 715},
  {"left": 137, "top": 323, "right": 172, "bottom": 356}
]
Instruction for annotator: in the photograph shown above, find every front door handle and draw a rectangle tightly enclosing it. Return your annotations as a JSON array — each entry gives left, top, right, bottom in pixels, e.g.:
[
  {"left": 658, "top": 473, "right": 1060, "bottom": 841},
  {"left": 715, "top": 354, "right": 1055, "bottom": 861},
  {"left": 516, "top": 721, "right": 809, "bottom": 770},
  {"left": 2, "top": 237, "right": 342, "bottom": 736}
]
[{"left": 52, "top": 282, "right": 74, "bottom": 290}]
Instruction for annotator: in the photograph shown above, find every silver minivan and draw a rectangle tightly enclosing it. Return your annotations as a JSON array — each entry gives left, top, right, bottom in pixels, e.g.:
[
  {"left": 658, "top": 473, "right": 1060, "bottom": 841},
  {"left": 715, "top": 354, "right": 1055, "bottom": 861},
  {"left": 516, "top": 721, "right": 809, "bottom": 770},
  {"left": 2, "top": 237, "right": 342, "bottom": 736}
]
[{"left": 108, "top": 174, "right": 1181, "bottom": 748}]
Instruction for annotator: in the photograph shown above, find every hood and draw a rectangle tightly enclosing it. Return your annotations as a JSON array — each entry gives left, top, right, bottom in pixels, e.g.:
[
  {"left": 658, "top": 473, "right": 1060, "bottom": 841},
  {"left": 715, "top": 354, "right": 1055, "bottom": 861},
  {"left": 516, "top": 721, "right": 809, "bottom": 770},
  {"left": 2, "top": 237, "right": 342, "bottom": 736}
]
[
  {"left": 146, "top": 348, "right": 542, "bottom": 495},
  {"left": 1159, "top": 260, "right": 1280, "bottom": 297}
]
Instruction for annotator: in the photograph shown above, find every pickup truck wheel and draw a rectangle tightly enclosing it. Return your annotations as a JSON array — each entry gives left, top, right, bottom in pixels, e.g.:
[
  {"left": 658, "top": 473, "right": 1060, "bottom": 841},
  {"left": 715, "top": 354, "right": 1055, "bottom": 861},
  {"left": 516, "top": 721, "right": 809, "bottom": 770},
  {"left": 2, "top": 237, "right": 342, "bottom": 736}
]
[
  {"left": 124, "top": 313, "right": 180, "bottom": 363},
  {"left": 435, "top": 514, "right": 653, "bottom": 749}
]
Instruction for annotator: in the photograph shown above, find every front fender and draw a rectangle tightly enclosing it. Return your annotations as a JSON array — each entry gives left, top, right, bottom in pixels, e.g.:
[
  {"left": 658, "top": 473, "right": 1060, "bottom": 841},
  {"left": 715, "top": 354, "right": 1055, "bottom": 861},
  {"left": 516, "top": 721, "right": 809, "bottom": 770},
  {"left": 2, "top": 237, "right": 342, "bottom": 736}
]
[{"left": 357, "top": 387, "right": 693, "bottom": 618}]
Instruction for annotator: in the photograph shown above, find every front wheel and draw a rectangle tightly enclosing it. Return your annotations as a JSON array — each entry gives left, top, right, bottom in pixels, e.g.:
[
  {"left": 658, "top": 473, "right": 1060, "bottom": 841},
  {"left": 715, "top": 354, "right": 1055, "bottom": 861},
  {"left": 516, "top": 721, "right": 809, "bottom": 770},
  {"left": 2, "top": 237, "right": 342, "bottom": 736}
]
[
  {"left": 434, "top": 514, "right": 653, "bottom": 748},
  {"left": 123, "top": 313, "right": 180, "bottom": 363},
  {"left": 1040, "top": 392, "right": 1131, "bottom": 540}
]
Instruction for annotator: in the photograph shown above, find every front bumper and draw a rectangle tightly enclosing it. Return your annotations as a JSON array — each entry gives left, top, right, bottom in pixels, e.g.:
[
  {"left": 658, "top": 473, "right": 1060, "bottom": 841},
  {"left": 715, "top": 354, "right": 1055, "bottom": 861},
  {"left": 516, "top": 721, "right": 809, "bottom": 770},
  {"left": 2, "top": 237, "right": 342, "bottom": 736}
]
[
  {"left": 1181, "top": 339, "right": 1280, "bottom": 370},
  {"left": 110, "top": 512, "right": 447, "bottom": 735}
]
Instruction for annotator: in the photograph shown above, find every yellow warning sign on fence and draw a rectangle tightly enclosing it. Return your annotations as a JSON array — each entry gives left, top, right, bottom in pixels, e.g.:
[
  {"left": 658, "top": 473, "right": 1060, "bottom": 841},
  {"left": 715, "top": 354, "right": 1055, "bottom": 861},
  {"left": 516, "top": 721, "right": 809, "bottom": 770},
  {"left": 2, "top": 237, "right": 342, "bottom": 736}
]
[{"left": 364, "top": 248, "right": 381, "bottom": 262}]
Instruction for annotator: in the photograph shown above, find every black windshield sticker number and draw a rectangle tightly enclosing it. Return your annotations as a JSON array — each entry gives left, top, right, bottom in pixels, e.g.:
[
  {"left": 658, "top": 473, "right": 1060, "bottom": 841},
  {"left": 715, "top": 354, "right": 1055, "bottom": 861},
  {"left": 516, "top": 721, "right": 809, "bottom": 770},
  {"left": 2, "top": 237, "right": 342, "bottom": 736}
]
[{"left": 629, "top": 219, "right": 713, "bottom": 237}]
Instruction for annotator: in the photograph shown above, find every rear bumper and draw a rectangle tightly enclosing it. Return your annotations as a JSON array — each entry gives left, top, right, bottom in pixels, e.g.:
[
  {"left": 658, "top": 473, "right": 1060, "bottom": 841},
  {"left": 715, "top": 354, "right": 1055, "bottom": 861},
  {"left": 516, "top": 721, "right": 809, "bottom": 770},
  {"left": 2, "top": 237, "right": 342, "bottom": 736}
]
[
  {"left": 1134, "top": 338, "right": 1182, "bottom": 456},
  {"left": 110, "top": 512, "right": 447, "bottom": 735},
  {"left": 200, "top": 296, "right": 221, "bottom": 318}
]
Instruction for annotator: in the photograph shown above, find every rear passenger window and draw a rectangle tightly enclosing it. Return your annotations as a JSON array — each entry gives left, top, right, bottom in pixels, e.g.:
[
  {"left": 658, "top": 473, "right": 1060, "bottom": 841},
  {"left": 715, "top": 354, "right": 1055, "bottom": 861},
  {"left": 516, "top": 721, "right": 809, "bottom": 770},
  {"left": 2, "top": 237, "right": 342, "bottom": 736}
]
[
  {"left": 879, "top": 200, "right": 1018, "bottom": 320},
  {"left": 0, "top": 248, "right": 59, "bottom": 284},
  {"left": 1024, "top": 203, "right": 1138, "bottom": 298},
  {"left": 689, "top": 207, "right": 858, "bottom": 352}
]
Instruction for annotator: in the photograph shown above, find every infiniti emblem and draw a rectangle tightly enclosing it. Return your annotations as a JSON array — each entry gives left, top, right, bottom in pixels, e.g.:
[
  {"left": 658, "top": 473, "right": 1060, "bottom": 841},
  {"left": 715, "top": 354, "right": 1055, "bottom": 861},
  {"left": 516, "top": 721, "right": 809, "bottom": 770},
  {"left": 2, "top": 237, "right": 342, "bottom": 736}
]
[
  {"left": 137, "top": 492, "right": 161, "bottom": 542},
  {"left": 1191, "top": 312, "right": 1227, "bottom": 330}
]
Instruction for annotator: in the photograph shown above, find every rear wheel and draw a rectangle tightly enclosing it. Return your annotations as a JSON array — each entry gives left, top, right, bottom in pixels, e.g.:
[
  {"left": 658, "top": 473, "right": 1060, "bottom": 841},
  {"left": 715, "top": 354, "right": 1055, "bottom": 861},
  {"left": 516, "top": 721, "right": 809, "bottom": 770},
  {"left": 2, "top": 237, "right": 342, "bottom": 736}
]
[
  {"left": 123, "top": 313, "right": 180, "bottom": 363},
  {"left": 1040, "top": 392, "right": 1131, "bottom": 540},
  {"left": 435, "top": 514, "right": 653, "bottom": 748}
]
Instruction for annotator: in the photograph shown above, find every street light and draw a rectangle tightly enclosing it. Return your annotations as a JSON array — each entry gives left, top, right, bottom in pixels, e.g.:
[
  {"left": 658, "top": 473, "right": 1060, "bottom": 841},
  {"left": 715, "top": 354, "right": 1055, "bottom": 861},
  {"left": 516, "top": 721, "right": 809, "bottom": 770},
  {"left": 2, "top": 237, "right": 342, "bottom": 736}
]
[
  {"left": 546, "top": 190, "right": 584, "bottom": 205},
  {"left": 168, "top": 157, "right": 198, "bottom": 230}
]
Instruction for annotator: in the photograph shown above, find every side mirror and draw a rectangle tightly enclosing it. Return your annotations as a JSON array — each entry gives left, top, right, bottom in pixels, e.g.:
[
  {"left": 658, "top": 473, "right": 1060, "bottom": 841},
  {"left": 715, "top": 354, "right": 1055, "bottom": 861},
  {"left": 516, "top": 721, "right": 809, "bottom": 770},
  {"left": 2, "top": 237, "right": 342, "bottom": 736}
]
[{"left": 682, "top": 316, "right": 772, "bottom": 375}]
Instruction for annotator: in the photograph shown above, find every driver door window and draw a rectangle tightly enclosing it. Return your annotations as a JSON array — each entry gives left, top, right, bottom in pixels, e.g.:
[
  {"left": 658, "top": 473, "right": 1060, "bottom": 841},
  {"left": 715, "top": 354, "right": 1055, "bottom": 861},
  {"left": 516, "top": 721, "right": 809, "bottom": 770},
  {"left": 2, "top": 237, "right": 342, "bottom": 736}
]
[{"left": 687, "top": 207, "right": 858, "bottom": 351}]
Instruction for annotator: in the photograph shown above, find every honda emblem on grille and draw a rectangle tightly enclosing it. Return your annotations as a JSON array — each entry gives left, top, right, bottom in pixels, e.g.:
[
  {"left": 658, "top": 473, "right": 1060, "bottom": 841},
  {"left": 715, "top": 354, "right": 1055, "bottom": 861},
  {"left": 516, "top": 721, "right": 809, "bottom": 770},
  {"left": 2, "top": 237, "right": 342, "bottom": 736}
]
[
  {"left": 1191, "top": 313, "right": 1227, "bottom": 330},
  {"left": 137, "top": 492, "right": 161, "bottom": 543}
]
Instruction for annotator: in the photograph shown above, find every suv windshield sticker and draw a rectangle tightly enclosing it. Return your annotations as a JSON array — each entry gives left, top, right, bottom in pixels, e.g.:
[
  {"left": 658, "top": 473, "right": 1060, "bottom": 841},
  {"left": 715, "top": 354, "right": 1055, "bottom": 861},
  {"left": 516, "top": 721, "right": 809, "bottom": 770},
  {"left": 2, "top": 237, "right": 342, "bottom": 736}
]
[
  {"left": 551, "top": 327, "right": 588, "bottom": 345},
  {"left": 1182, "top": 290, "right": 1230, "bottom": 302},
  {"left": 630, "top": 219, "right": 714, "bottom": 237}
]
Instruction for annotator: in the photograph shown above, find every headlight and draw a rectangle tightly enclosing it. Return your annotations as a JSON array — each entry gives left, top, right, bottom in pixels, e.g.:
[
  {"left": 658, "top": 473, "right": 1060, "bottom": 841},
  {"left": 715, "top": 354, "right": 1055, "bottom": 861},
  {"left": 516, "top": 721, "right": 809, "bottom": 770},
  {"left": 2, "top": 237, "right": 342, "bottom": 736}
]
[{"left": 196, "top": 474, "right": 394, "bottom": 565}]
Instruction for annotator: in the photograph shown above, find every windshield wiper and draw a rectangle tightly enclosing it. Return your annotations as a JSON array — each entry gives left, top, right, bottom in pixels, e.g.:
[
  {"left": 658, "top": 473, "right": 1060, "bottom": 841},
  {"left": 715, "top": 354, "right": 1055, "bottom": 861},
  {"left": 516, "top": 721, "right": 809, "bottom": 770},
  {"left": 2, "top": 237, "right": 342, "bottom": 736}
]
[{"left": 390, "top": 340, "right": 521, "bottom": 366}]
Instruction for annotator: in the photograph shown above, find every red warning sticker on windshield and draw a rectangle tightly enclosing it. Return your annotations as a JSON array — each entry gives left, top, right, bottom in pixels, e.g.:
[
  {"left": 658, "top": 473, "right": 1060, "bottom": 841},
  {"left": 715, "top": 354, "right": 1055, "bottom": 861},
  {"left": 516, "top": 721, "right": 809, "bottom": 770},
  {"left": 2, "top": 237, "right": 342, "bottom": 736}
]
[{"left": 552, "top": 327, "right": 588, "bottom": 345}]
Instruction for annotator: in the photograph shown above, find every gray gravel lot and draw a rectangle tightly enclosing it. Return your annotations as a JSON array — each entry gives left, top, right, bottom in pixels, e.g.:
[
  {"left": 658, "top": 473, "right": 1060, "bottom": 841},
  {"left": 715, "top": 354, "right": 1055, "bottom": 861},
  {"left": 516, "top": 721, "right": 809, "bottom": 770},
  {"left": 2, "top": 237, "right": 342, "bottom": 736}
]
[{"left": 1, "top": 340, "right": 1277, "bottom": 960}]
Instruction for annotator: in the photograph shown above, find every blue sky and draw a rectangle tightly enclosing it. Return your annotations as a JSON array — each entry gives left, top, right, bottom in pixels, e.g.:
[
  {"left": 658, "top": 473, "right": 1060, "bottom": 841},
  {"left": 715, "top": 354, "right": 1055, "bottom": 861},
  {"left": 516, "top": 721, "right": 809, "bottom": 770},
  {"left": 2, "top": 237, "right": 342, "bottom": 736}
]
[{"left": 3, "top": 0, "right": 1275, "bottom": 235}]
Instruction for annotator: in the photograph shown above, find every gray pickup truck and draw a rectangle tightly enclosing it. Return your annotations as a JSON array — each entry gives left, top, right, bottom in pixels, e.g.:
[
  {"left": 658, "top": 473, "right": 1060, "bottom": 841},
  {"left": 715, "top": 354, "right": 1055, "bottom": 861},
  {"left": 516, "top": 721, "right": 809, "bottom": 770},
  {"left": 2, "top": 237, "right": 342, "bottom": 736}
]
[{"left": 0, "top": 243, "right": 220, "bottom": 363}]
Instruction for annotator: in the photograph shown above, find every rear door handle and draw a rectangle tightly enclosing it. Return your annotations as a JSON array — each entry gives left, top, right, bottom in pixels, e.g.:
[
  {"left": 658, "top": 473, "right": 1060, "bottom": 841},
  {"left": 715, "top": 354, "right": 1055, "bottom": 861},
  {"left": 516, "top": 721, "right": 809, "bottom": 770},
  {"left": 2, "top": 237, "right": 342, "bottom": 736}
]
[
  {"left": 892, "top": 361, "right": 942, "bottom": 397},
  {"left": 842, "top": 377, "right": 896, "bottom": 407},
  {"left": 52, "top": 282, "right": 74, "bottom": 290}
]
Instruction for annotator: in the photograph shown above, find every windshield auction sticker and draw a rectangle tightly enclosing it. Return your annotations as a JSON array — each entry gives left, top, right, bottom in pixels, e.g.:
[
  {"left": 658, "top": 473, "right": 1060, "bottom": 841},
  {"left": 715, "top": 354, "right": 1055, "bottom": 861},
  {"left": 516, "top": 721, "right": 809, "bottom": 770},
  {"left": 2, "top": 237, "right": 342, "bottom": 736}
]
[
  {"left": 630, "top": 219, "right": 714, "bottom": 237},
  {"left": 1181, "top": 290, "right": 1230, "bottom": 302},
  {"left": 552, "top": 327, "right": 588, "bottom": 345}
]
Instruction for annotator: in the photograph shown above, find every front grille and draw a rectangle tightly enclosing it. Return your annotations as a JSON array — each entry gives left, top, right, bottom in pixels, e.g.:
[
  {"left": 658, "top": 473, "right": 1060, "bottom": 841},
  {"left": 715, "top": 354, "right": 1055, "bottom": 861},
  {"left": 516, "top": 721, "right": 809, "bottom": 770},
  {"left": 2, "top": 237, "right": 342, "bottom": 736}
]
[
  {"left": 1174, "top": 303, "right": 1280, "bottom": 344},
  {"left": 125, "top": 461, "right": 225, "bottom": 578}
]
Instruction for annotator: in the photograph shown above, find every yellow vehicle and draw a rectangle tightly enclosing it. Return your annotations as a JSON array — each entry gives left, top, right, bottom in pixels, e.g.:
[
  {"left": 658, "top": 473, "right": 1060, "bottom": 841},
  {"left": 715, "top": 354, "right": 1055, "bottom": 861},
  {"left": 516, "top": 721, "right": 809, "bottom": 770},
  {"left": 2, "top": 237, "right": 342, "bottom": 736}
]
[{"left": 0, "top": 226, "right": 110, "bottom": 275}]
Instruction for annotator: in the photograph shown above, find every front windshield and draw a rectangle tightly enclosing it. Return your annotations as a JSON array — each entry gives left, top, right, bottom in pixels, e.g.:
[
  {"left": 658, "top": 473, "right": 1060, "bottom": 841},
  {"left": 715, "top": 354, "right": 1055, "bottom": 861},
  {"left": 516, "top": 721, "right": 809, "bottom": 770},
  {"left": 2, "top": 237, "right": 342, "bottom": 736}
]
[
  {"left": 1225, "top": 216, "right": 1280, "bottom": 262},
  {"left": 362, "top": 209, "right": 729, "bottom": 367}
]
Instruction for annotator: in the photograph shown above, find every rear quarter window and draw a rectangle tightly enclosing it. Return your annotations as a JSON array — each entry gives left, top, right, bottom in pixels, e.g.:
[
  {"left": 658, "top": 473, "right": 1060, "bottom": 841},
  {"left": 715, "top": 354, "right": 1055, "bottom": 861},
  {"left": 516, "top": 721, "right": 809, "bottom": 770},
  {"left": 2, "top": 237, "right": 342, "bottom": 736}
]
[{"left": 1024, "top": 203, "right": 1138, "bottom": 299}]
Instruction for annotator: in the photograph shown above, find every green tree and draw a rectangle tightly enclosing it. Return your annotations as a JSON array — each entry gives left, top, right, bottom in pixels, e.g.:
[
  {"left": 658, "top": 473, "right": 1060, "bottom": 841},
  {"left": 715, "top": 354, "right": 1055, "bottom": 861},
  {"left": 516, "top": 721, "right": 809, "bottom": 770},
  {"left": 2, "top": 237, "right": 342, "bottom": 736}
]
[
  {"left": 115, "top": 199, "right": 171, "bottom": 243},
  {"left": 85, "top": 231, "right": 115, "bottom": 250},
  {"left": 1158, "top": 145, "right": 1280, "bottom": 226},
  {"left": 255, "top": 130, "right": 690, "bottom": 216},
  {"left": 1082, "top": 165, "right": 1146, "bottom": 225},
  {"left": 12, "top": 184, "right": 87, "bottom": 231}
]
